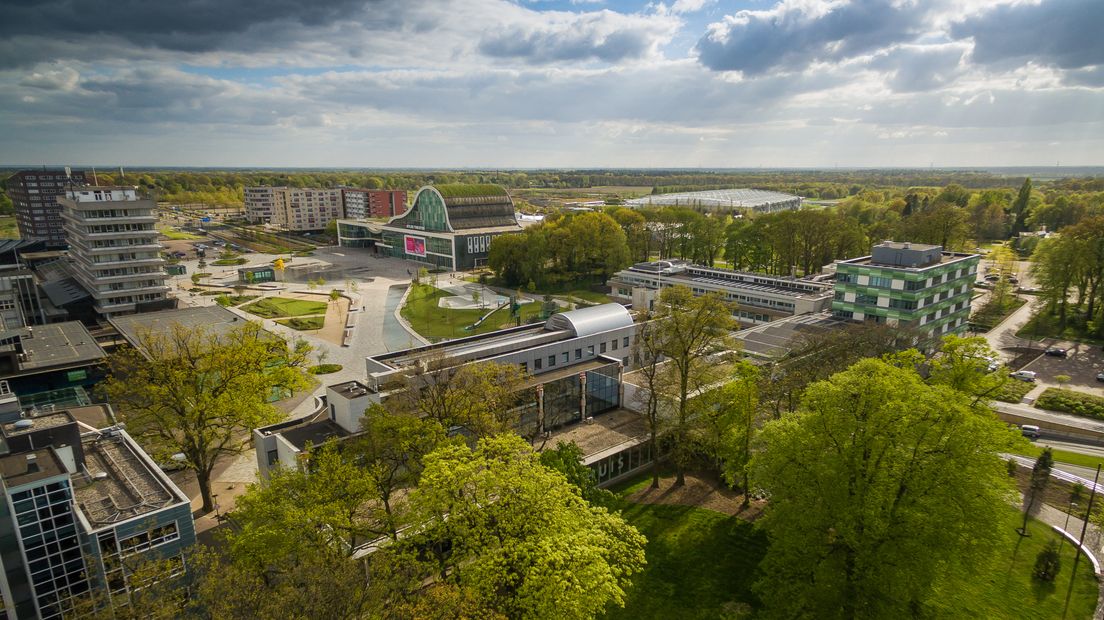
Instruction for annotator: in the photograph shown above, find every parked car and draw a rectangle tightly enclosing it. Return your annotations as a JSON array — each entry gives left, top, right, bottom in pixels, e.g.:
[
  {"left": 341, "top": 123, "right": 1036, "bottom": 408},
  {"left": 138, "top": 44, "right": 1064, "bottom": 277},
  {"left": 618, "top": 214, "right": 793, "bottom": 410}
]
[
  {"left": 1096, "top": 372, "right": 1104, "bottom": 383},
  {"left": 1045, "top": 347, "right": 1068, "bottom": 357},
  {"left": 1021, "top": 425, "right": 1041, "bottom": 440},
  {"left": 1011, "top": 370, "right": 1037, "bottom": 382}
]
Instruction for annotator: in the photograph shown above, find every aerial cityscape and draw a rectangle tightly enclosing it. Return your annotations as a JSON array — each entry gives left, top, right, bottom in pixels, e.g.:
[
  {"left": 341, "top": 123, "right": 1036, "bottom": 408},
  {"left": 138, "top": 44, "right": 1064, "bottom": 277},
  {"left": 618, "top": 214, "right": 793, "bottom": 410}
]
[{"left": 1, "top": 0, "right": 1103, "bottom": 618}]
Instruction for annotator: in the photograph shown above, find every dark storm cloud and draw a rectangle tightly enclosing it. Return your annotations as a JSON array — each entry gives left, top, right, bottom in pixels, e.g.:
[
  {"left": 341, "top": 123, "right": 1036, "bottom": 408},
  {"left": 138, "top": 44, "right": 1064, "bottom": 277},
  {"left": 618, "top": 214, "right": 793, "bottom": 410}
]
[
  {"left": 696, "top": 0, "right": 929, "bottom": 74},
  {"left": 951, "top": 0, "right": 1104, "bottom": 70},
  {"left": 0, "top": 0, "right": 400, "bottom": 65}
]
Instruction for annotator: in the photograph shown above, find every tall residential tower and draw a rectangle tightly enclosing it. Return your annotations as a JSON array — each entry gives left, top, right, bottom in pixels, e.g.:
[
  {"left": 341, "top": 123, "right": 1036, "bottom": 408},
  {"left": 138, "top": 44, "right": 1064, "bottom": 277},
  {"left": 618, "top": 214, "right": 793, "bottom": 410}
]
[
  {"left": 58, "top": 187, "right": 170, "bottom": 318},
  {"left": 4, "top": 170, "right": 87, "bottom": 248}
]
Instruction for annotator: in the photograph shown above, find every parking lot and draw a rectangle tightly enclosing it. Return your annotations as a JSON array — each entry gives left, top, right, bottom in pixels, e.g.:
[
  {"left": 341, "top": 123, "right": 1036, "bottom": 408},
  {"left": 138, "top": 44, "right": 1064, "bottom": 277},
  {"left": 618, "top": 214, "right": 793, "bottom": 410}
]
[{"left": 1021, "top": 341, "right": 1104, "bottom": 399}]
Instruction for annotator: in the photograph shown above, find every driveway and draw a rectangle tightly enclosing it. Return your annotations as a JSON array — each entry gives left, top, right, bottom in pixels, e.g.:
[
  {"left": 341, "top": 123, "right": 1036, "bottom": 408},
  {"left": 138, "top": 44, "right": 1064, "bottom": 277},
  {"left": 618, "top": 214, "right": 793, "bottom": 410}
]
[{"left": 1022, "top": 341, "right": 1104, "bottom": 400}]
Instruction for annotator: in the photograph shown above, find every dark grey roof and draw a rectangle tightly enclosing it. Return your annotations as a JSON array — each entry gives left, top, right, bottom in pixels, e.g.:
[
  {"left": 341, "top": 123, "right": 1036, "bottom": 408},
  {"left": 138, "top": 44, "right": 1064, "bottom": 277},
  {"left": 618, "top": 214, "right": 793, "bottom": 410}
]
[
  {"left": 109, "top": 305, "right": 249, "bottom": 349},
  {"left": 0, "top": 322, "right": 105, "bottom": 374},
  {"left": 41, "top": 277, "right": 90, "bottom": 306},
  {"left": 281, "top": 420, "right": 350, "bottom": 451}
]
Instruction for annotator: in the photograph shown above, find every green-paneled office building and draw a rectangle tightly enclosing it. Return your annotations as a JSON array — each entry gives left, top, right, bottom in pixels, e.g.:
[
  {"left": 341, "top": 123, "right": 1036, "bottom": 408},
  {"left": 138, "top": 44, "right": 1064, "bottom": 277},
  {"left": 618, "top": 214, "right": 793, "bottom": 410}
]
[{"left": 832, "top": 241, "right": 980, "bottom": 338}]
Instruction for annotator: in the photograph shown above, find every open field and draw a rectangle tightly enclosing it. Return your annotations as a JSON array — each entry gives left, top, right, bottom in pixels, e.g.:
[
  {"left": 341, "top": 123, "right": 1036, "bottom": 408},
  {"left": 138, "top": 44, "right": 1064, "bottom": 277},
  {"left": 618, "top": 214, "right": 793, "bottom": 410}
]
[{"left": 242, "top": 297, "right": 327, "bottom": 319}]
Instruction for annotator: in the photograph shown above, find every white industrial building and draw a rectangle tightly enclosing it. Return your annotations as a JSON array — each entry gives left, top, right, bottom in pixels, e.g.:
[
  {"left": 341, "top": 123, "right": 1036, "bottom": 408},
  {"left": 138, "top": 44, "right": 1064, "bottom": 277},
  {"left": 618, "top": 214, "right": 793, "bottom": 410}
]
[{"left": 625, "top": 188, "right": 802, "bottom": 213}]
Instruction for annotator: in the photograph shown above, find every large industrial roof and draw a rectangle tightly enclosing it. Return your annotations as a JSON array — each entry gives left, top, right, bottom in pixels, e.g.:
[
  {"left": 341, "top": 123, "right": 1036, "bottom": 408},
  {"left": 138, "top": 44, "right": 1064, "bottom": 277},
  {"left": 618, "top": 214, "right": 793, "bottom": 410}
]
[
  {"left": 545, "top": 303, "right": 633, "bottom": 338},
  {"left": 626, "top": 188, "right": 801, "bottom": 210}
]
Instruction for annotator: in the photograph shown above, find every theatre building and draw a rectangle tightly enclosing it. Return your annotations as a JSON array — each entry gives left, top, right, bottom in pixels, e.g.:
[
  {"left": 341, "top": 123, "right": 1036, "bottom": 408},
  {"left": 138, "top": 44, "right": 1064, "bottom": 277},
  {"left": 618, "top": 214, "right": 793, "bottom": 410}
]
[{"left": 336, "top": 184, "right": 522, "bottom": 271}]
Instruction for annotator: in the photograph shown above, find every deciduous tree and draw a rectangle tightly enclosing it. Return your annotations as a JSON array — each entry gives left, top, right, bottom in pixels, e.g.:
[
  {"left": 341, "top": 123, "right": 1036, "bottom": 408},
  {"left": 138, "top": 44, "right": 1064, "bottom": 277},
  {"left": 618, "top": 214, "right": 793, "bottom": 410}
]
[
  {"left": 100, "top": 322, "right": 311, "bottom": 512},
  {"left": 752, "top": 358, "right": 1017, "bottom": 618}
]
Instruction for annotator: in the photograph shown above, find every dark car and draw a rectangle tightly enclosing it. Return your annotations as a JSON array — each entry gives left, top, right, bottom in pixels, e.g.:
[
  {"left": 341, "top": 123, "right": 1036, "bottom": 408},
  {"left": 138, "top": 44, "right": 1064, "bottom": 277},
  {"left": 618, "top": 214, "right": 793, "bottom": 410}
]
[{"left": 1045, "top": 347, "right": 1068, "bottom": 357}]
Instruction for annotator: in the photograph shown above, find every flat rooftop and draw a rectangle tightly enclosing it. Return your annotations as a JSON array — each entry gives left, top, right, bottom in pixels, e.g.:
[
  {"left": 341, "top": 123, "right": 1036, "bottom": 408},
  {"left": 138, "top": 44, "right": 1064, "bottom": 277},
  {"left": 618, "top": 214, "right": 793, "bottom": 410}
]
[
  {"left": 73, "top": 429, "right": 185, "bottom": 528},
  {"left": 1, "top": 410, "right": 75, "bottom": 437},
  {"left": 626, "top": 188, "right": 801, "bottom": 209},
  {"left": 0, "top": 448, "right": 66, "bottom": 488},
  {"left": 281, "top": 419, "right": 350, "bottom": 451},
  {"left": 734, "top": 311, "right": 848, "bottom": 360},
  {"left": 373, "top": 323, "right": 563, "bottom": 371},
  {"left": 0, "top": 322, "right": 105, "bottom": 375},
  {"left": 542, "top": 408, "right": 647, "bottom": 462},
  {"left": 838, "top": 251, "right": 979, "bottom": 270},
  {"left": 109, "top": 305, "right": 251, "bottom": 349},
  {"left": 614, "top": 262, "right": 832, "bottom": 299}
]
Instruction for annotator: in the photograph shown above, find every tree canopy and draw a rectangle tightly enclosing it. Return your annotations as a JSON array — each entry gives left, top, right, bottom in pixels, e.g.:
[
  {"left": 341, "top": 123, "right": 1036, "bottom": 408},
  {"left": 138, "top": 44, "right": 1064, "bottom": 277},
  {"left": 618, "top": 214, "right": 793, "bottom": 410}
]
[{"left": 751, "top": 357, "right": 1018, "bottom": 618}]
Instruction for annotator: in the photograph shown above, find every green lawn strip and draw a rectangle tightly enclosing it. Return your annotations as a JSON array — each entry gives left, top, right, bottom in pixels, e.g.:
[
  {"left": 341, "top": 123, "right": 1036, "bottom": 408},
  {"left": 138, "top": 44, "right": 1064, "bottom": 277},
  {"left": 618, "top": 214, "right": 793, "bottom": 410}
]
[
  {"left": 1013, "top": 443, "right": 1104, "bottom": 472},
  {"left": 276, "top": 316, "right": 324, "bottom": 331},
  {"left": 1036, "top": 388, "right": 1104, "bottom": 421},
  {"left": 401, "top": 284, "right": 542, "bottom": 341},
  {"left": 212, "top": 257, "right": 248, "bottom": 266},
  {"left": 309, "top": 363, "right": 343, "bottom": 374},
  {"left": 926, "top": 510, "right": 1097, "bottom": 620},
  {"left": 602, "top": 502, "right": 766, "bottom": 620},
  {"left": 242, "top": 297, "right": 328, "bottom": 319}
]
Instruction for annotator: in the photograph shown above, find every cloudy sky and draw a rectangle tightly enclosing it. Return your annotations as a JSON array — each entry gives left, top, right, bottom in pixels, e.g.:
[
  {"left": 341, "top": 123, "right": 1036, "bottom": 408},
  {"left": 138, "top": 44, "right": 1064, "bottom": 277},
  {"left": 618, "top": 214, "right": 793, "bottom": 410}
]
[{"left": 1, "top": 0, "right": 1102, "bottom": 168}]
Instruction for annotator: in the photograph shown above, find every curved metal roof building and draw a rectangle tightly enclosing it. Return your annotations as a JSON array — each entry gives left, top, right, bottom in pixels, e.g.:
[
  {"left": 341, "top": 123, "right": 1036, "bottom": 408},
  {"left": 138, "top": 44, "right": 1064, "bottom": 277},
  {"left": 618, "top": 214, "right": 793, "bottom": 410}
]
[
  {"left": 545, "top": 303, "right": 633, "bottom": 338},
  {"left": 626, "top": 188, "right": 802, "bottom": 213}
]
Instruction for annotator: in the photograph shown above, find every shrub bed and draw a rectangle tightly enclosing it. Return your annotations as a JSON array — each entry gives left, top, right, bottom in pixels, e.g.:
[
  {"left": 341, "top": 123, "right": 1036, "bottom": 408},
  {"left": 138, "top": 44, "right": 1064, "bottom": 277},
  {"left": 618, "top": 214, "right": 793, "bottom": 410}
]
[
  {"left": 993, "top": 379, "right": 1033, "bottom": 403},
  {"left": 276, "top": 316, "right": 324, "bottom": 330},
  {"left": 309, "top": 363, "right": 343, "bottom": 375},
  {"left": 213, "top": 258, "right": 248, "bottom": 266},
  {"left": 1036, "top": 388, "right": 1104, "bottom": 420}
]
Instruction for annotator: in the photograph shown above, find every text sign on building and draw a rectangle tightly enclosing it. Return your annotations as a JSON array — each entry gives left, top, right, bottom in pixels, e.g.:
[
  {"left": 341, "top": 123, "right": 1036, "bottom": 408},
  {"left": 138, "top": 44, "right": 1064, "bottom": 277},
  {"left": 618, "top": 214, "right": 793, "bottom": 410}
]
[{"left": 404, "top": 235, "right": 426, "bottom": 257}]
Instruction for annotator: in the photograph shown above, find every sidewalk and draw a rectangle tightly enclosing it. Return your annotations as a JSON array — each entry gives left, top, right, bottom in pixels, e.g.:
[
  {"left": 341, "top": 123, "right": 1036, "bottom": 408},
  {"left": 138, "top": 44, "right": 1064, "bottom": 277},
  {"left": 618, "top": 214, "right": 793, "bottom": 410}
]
[{"left": 1033, "top": 502, "right": 1104, "bottom": 619}]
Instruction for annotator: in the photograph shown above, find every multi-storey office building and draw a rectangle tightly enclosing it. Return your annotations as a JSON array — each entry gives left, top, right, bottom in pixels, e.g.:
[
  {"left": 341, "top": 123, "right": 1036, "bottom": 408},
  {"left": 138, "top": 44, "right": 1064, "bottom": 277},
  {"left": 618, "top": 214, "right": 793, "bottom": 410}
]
[
  {"left": 243, "top": 187, "right": 343, "bottom": 232},
  {"left": 58, "top": 187, "right": 170, "bottom": 318},
  {"left": 608, "top": 260, "right": 834, "bottom": 326},
  {"left": 4, "top": 171, "right": 86, "bottom": 248},
  {"left": 831, "top": 241, "right": 980, "bottom": 337},
  {"left": 0, "top": 400, "right": 195, "bottom": 620},
  {"left": 341, "top": 189, "right": 406, "bottom": 220}
]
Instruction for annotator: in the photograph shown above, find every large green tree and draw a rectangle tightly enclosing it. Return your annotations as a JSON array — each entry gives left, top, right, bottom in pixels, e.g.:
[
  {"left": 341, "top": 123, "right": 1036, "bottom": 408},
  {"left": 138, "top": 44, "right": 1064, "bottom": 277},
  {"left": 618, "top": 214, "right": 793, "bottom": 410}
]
[
  {"left": 100, "top": 321, "right": 311, "bottom": 512},
  {"left": 410, "top": 434, "right": 647, "bottom": 619},
  {"left": 752, "top": 358, "right": 1017, "bottom": 619}
]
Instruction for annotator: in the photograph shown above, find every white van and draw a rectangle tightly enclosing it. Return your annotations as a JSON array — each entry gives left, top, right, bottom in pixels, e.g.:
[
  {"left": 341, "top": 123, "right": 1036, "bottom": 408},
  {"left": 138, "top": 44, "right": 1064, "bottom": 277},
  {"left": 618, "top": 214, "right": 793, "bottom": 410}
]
[
  {"left": 1011, "top": 370, "right": 1037, "bottom": 382},
  {"left": 1020, "top": 425, "right": 1040, "bottom": 440}
]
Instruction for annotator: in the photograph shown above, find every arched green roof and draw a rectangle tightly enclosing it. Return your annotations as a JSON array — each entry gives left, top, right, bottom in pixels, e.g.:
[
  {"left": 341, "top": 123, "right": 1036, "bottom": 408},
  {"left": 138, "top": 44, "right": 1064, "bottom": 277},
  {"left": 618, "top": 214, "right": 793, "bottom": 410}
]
[{"left": 432, "top": 184, "right": 510, "bottom": 199}]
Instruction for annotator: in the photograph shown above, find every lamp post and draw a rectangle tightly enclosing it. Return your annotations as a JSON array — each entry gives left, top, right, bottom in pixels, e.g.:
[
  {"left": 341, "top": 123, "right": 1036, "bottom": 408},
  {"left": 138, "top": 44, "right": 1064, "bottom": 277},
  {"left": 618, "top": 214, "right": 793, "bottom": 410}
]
[{"left": 1060, "top": 502, "right": 1078, "bottom": 550}]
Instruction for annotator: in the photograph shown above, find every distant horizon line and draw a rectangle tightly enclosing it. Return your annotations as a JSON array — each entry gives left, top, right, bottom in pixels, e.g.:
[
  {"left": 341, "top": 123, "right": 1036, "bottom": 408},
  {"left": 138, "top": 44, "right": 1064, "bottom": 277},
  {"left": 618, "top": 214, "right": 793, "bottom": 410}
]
[{"left": 2, "top": 164, "right": 1103, "bottom": 174}]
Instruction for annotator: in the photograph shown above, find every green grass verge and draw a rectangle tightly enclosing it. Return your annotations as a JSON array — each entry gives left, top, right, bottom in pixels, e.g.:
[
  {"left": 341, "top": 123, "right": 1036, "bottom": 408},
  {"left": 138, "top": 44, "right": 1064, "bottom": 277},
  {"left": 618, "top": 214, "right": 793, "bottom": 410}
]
[
  {"left": 1036, "top": 388, "right": 1104, "bottom": 421},
  {"left": 213, "top": 257, "right": 248, "bottom": 266},
  {"left": 994, "top": 379, "right": 1034, "bottom": 403},
  {"left": 276, "top": 316, "right": 324, "bottom": 331},
  {"left": 401, "top": 283, "right": 543, "bottom": 341},
  {"left": 309, "top": 363, "right": 343, "bottom": 375},
  {"left": 242, "top": 297, "right": 327, "bottom": 319},
  {"left": 602, "top": 502, "right": 766, "bottom": 620},
  {"left": 556, "top": 289, "right": 613, "bottom": 304},
  {"left": 1012, "top": 443, "right": 1104, "bottom": 472},
  {"left": 926, "top": 510, "right": 1097, "bottom": 620}
]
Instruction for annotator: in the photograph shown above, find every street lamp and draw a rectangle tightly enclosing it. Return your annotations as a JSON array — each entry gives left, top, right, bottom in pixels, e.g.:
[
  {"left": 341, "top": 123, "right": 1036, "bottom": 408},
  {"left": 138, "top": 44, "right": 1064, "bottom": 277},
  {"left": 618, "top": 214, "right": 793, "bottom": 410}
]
[{"left": 1060, "top": 501, "right": 1078, "bottom": 550}]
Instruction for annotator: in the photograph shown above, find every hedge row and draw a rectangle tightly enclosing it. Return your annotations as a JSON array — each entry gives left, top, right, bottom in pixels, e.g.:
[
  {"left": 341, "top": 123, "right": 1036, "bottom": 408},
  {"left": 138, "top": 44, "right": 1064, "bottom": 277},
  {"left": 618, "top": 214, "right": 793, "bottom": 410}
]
[{"left": 1036, "top": 388, "right": 1104, "bottom": 420}]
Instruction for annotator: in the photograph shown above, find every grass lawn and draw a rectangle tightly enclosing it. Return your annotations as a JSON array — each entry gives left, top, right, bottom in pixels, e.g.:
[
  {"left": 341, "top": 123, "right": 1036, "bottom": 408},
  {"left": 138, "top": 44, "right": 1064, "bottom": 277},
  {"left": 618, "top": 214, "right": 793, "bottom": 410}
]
[
  {"left": 309, "top": 363, "right": 343, "bottom": 375},
  {"left": 159, "top": 227, "right": 201, "bottom": 240},
  {"left": 603, "top": 502, "right": 767, "bottom": 619},
  {"left": 242, "top": 297, "right": 327, "bottom": 319},
  {"left": 213, "top": 257, "right": 248, "bottom": 266},
  {"left": 927, "top": 511, "right": 1098, "bottom": 620},
  {"left": 401, "top": 284, "right": 543, "bottom": 341},
  {"left": 556, "top": 289, "right": 613, "bottom": 305},
  {"left": 1013, "top": 443, "right": 1104, "bottom": 473},
  {"left": 276, "top": 316, "right": 325, "bottom": 330},
  {"left": 602, "top": 473, "right": 1098, "bottom": 619}
]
